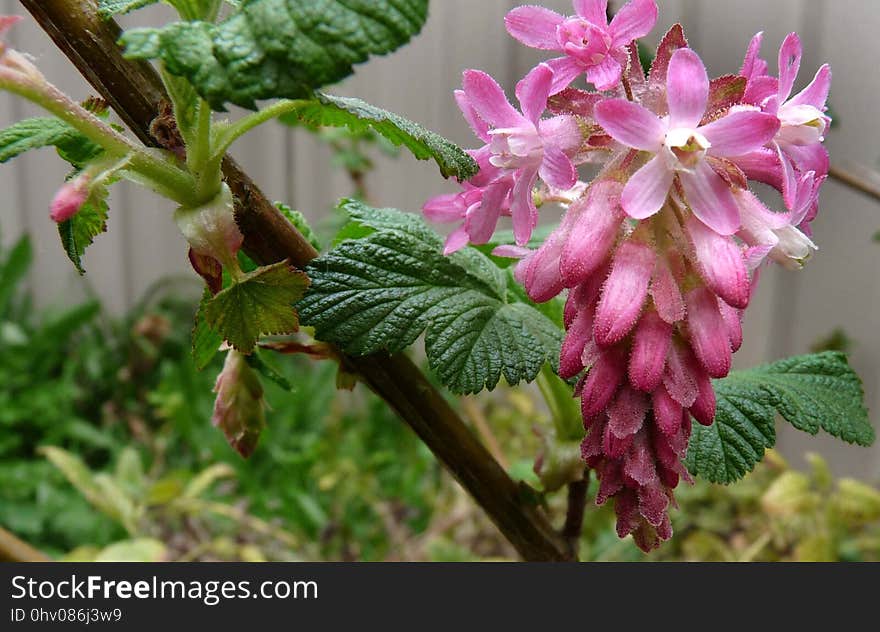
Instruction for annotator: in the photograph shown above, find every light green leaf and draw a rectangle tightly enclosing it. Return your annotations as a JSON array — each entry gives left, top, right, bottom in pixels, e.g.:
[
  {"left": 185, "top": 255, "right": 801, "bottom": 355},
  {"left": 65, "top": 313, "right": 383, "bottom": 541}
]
[
  {"left": 275, "top": 202, "right": 321, "bottom": 251},
  {"left": 98, "top": 0, "right": 232, "bottom": 20},
  {"left": 192, "top": 288, "right": 224, "bottom": 369},
  {"left": 182, "top": 463, "right": 236, "bottom": 500},
  {"left": 0, "top": 117, "right": 102, "bottom": 167},
  {"left": 297, "top": 200, "right": 563, "bottom": 394},
  {"left": 120, "top": 0, "right": 430, "bottom": 110},
  {"left": 280, "top": 93, "right": 478, "bottom": 181},
  {"left": 97, "top": 0, "right": 159, "bottom": 16},
  {"left": 95, "top": 539, "right": 167, "bottom": 562},
  {"left": 57, "top": 194, "right": 110, "bottom": 275},
  {"left": 204, "top": 261, "right": 309, "bottom": 352},
  {"left": 686, "top": 352, "right": 873, "bottom": 484}
]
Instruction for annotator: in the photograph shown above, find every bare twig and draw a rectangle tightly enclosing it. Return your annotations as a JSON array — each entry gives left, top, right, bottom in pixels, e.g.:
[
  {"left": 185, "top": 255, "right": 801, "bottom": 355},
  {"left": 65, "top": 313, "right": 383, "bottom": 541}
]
[
  {"left": 20, "top": 0, "right": 572, "bottom": 562},
  {"left": 829, "top": 163, "right": 880, "bottom": 204},
  {"left": 0, "top": 526, "right": 51, "bottom": 562},
  {"left": 560, "top": 472, "right": 589, "bottom": 559}
]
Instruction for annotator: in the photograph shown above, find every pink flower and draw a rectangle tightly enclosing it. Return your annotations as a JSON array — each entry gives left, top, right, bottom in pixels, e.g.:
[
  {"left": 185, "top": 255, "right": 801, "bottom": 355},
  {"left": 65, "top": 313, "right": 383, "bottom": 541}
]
[
  {"left": 50, "top": 174, "right": 90, "bottom": 222},
  {"left": 594, "top": 48, "right": 780, "bottom": 234},
  {"left": 425, "top": 63, "right": 580, "bottom": 247},
  {"left": 506, "top": 0, "right": 659, "bottom": 92},
  {"left": 739, "top": 32, "right": 832, "bottom": 208}
]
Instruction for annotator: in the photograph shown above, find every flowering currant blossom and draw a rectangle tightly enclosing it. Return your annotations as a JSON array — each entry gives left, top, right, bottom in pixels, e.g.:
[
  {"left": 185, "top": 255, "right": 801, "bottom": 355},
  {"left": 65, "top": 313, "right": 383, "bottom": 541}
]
[
  {"left": 425, "top": 5, "right": 832, "bottom": 550},
  {"left": 424, "top": 63, "right": 580, "bottom": 250},
  {"left": 505, "top": 0, "right": 659, "bottom": 92},
  {"left": 738, "top": 32, "right": 832, "bottom": 221}
]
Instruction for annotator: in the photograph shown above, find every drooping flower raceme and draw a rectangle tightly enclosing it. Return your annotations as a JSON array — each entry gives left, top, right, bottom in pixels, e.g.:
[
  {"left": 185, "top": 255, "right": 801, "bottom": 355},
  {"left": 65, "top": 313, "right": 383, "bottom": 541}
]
[{"left": 424, "top": 5, "right": 832, "bottom": 551}]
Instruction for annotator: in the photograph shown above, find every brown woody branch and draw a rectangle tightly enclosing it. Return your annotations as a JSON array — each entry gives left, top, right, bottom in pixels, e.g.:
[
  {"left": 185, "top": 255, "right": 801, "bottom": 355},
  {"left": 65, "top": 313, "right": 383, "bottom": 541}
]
[
  {"left": 19, "top": 0, "right": 572, "bottom": 562},
  {"left": 0, "top": 526, "right": 50, "bottom": 562}
]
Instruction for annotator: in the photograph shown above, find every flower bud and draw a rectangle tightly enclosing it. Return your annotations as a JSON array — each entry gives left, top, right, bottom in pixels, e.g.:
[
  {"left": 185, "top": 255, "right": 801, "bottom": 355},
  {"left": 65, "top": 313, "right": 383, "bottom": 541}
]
[
  {"left": 49, "top": 174, "right": 90, "bottom": 222},
  {"left": 629, "top": 309, "right": 673, "bottom": 392},
  {"left": 212, "top": 350, "right": 266, "bottom": 458},
  {"left": 593, "top": 239, "right": 655, "bottom": 346},
  {"left": 174, "top": 183, "right": 243, "bottom": 270},
  {"left": 686, "top": 287, "right": 732, "bottom": 378}
]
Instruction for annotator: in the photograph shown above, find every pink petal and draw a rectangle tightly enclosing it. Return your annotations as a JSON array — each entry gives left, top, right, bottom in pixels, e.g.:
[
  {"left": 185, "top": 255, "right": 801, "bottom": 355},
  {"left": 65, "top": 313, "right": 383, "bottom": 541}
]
[
  {"left": 585, "top": 53, "right": 624, "bottom": 91},
  {"left": 609, "top": 0, "right": 659, "bottom": 48},
  {"left": 443, "top": 225, "right": 470, "bottom": 255},
  {"left": 685, "top": 287, "right": 732, "bottom": 379},
  {"left": 679, "top": 160, "right": 740, "bottom": 235},
  {"left": 504, "top": 6, "right": 565, "bottom": 50},
  {"left": 650, "top": 258, "right": 685, "bottom": 324},
  {"left": 624, "top": 435, "right": 659, "bottom": 486},
  {"left": 539, "top": 144, "right": 577, "bottom": 189},
  {"left": 492, "top": 244, "right": 531, "bottom": 259},
  {"left": 621, "top": 154, "right": 674, "bottom": 219},
  {"left": 628, "top": 309, "right": 673, "bottom": 392},
  {"left": 744, "top": 75, "right": 779, "bottom": 108},
  {"left": 454, "top": 90, "right": 490, "bottom": 143},
  {"left": 560, "top": 180, "right": 625, "bottom": 287},
  {"left": 608, "top": 387, "right": 648, "bottom": 440},
  {"left": 776, "top": 144, "right": 799, "bottom": 210},
  {"left": 516, "top": 63, "right": 554, "bottom": 124},
  {"left": 653, "top": 388, "right": 684, "bottom": 436},
  {"left": 560, "top": 308, "right": 594, "bottom": 379},
  {"left": 718, "top": 300, "right": 743, "bottom": 352},
  {"left": 701, "top": 111, "right": 780, "bottom": 157},
  {"left": 790, "top": 64, "right": 831, "bottom": 109},
  {"left": 686, "top": 214, "right": 750, "bottom": 309},
  {"left": 666, "top": 48, "right": 709, "bottom": 128},
  {"left": 524, "top": 225, "right": 565, "bottom": 303},
  {"left": 573, "top": 0, "right": 608, "bottom": 26},
  {"left": 594, "top": 99, "right": 665, "bottom": 151},
  {"left": 510, "top": 166, "right": 539, "bottom": 246},
  {"left": 731, "top": 147, "right": 783, "bottom": 191},
  {"left": 740, "top": 32, "right": 766, "bottom": 80},
  {"left": 689, "top": 371, "right": 717, "bottom": 426},
  {"left": 594, "top": 240, "right": 654, "bottom": 346},
  {"left": 462, "top": 70, "right": 524, "bottom": 129},
  {"left": 423, "top": 193, "right": 466, "bottom": 223},
  {"left": 777, "top": 33, "right": 802, "bottom": 103},
  {"left": 546, "top": 56, "right": 586, "bottom": 95},
  {"left": 663, "top": 343, "right": 698, "bottom": 408},
  {"left": 581, "top": 346, "right": 627, "bottom": 420},
  {"left": 465, "top": 186, "right": 506, "bottom": 244}
]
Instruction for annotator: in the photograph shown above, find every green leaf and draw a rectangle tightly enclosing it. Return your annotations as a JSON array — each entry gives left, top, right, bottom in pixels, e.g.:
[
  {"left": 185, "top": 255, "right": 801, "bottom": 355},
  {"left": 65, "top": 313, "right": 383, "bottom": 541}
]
[
  {"left": 97, "top": 0, "right": 159, "bottom": 16},
  {"left": 276, "top": 202, "right": 321, "bottom": 251},
  {"left": 57, "top": 194, "right": 110, "bottom": 275},
  {"left": 245, "top": 349, "right": 293, "bottom": 390},
  {"left": 204, "top": 261, "right": 309, "bottom": 352},
  {"left": 98, "top": 0, "right": 232, "bottom": 20},
  {"left": 121, "top": 0, "right": 430, "bottom": 110},
  {"left": 0, "top": 236, "right": 32, "bottom": 318},
  {"left": 0, "top": 117, "right": 102, "bottom": 167},
  {"left": 686, "top": 352, "right": 874, "bottom": 484},
  {"left": 192, "top": 288, "right": 224, "bottom": 369},
  {"left": 297, "top": 200, "right": 563, "bottom": 394},
  {"left": 281, "top": 93, "right": 478, "bottom": 181}
]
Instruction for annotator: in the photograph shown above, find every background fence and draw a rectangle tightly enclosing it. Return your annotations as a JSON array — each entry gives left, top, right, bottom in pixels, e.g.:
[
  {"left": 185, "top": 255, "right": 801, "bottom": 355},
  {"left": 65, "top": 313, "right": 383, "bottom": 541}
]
[{"left": 2, "top": 0, "right": 879, "bottom": 478}]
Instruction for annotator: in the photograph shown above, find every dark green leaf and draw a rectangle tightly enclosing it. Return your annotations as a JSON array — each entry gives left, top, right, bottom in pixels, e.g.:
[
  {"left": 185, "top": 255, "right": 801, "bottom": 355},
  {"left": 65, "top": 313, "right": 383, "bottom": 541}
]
[
  {"left": 297, "top": 200, "right": 563, "bottom": 394},
  {"left": 192, "top": 289, "right": 224, "bottom": 369},
  {"left": 204, "top": 261, "right": 309, "bottom": 352},
  {"left": 121, "top": 0, "right": 430, "bottom": 110},
  {"left": 686, "top": 352, "right": 873, "bottom": 484},
  {"left": 281, "top": 93, "right": 478, "bottom": 181}
]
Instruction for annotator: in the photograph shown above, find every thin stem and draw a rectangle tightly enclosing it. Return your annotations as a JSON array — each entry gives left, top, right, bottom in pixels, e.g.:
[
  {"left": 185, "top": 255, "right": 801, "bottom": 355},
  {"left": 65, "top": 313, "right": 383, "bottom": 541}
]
[
  {"left": 211, "top": 99, "right": 308, "bottom": 161},
  {"left": 828, "top": 163, "right": 880, "bottom": 204},
  {"left": 560, "top": 472, "right": 589, "bottom": 558},
  {"left": 190, "top": 99, "right": 222, "bottom": 201},
  {"left": 1, "top": 75, "right": 199, "bottom": 205},
  {"left": 536, "top": 364, "right": 582, "bottom": 441}
]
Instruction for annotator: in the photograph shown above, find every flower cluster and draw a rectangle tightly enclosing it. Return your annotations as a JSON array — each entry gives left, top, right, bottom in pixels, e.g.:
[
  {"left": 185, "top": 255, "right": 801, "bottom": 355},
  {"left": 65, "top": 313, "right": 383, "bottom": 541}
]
[{"left": 424, "top": 0, "right": 831, "bottom": 551}]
